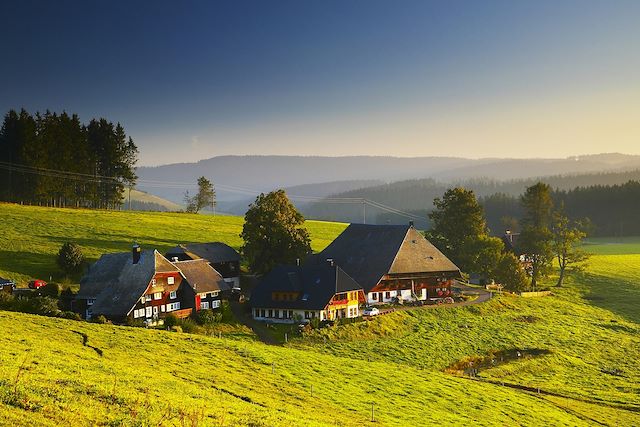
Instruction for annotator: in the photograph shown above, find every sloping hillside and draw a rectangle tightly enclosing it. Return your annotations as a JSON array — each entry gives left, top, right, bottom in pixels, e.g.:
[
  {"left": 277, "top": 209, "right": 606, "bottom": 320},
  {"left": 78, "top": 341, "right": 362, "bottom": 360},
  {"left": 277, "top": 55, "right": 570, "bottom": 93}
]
[{"left": 0, "top": 203, "right": 346, "bottom": 285}]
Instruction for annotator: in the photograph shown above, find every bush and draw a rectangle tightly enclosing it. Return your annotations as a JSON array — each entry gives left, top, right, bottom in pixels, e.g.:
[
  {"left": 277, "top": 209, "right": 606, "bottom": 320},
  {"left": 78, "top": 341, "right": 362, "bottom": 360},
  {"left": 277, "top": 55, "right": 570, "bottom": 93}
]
[
  {"left": 41, "top": 282, "right": 61, "bottom": 298},
  {"left": 170, "top": 326, "right": 183, "bottom": 333},
  {"left": 91, "top": 315, "right": 108, "bottom": 324},
  {"left": 179, "top": 318, "right": 200, "bottom": 334},
  {"left": 56, "top": 242, "right": 84, "bottom": 275},
  {"left": 59, "top": 311, "right": 81, "bottom": 321},
  {"left": 163, "top": 314, "right": 179, "bottom": 329},
  {"left": 194, "top": 309, "right": 221, "bottom": 325}
]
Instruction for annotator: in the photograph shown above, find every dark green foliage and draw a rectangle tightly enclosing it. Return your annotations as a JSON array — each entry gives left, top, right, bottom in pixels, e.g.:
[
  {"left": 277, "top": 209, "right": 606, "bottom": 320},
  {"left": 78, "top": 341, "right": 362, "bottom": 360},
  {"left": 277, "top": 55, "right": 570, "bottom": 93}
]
[
  {"left": 519, "top": 183, "right": 554, "bottom": 288},
  {"left": 59, "top": 311, "right": 81, "bottom": 321},
  {"left": 0, "top": 109, "right": 138, "bottom": 208},
  {"left": 91, "top": 315, "right": 108, "bottom": 324},
  {"left": 0, "top": 294, "right": 61, "bottom": 317},
  {"left": 194, "top": 309, "right": 222, "bottom": 325},
  {"left": 494, "top": 253, "right": 528, "bottom": 292},
  {"left": 57, "top": 242, "right": 84, "bottom": 275},
  {"left": 41, "top": 282, "right": 61, "bottom": 298},
  {"left": 163, "top": 314, "right": 179, "bottom": 329},
  {"left": 184, "top": 176, "right": 216, "bottom": 214},
  {"left": 241, "top": 190, "right": 312, "bottom": 275}
]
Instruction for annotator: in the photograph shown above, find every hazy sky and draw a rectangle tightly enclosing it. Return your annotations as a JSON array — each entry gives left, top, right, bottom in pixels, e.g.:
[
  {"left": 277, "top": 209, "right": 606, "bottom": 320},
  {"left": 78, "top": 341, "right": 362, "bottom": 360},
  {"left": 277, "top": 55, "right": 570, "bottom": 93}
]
[{"left": 2, "top": 0, "right": 639, "bottom": 165}]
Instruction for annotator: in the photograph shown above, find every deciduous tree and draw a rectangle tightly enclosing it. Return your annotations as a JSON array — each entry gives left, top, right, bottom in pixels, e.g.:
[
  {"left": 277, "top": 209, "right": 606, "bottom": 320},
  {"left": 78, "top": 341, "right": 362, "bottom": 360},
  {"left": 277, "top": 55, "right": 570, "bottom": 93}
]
[
  {"left": 552, "top": 206, "right": 590, "bottom": 286},
  {"left": 519, "top": 183, "right": 554, "bottom": 288},
  {"left": 240, "top": 190, "right": 311, "bottom": 275}
]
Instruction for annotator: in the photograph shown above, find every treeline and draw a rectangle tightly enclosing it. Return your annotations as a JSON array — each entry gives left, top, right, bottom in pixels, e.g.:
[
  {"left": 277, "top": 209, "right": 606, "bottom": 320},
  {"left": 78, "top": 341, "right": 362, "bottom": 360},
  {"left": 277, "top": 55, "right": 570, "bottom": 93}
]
[
  {"left": 480, "top": 180, "right": 640, "bottom": 237},
  {"left": 0, "top": 109, "right": 138, "bottom": 208},
  {"left": 304, "top": 170, "right": 640, "bottom": 225}
]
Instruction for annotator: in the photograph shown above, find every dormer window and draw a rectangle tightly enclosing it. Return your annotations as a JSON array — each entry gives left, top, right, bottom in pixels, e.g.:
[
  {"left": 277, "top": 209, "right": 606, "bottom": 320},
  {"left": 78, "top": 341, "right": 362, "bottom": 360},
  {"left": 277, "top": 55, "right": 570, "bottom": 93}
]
[
  {"left": 167, "top": 276, "right": 174, "bottom": 285},
  {"left": 302, "top": 294, "right": 309, "bottom": 301}
]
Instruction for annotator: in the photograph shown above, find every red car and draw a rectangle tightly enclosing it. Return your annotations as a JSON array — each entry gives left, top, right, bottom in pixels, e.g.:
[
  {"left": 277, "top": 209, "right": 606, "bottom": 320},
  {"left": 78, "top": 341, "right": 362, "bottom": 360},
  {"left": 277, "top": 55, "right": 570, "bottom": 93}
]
[{"left": 28, "top": 279, "right": 47, "bottom": 289}]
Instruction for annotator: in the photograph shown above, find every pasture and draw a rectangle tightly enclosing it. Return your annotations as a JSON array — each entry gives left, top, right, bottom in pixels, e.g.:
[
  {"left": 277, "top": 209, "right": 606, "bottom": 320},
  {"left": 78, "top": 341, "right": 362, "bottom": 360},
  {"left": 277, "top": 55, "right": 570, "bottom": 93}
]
[{"left": 0, "top": 203, "right": 638, "bottom": 425}]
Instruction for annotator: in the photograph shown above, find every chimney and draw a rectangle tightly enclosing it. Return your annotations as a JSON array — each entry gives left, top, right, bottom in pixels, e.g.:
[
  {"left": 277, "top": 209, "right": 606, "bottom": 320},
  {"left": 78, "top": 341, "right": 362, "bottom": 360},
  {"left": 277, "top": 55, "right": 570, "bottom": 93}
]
[
  {"left": 172, "top": 257, "right": 179, "bottom": 262},
  {"left": 326, "top": 258, "right": 334, "bottom": 267},
  {"left": 409, "top": 220, "right": 414, "bottom": 228},
  {"left": 132, "top": 244, "right": 141, "bottom": 264}
]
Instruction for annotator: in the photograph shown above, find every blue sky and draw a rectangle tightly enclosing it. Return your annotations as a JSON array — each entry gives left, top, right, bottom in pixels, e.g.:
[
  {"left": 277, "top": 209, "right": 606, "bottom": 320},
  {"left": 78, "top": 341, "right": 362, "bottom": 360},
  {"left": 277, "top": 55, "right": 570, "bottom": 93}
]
[{"left": 1, "top": 0, "right": 639, "bottom": 165}]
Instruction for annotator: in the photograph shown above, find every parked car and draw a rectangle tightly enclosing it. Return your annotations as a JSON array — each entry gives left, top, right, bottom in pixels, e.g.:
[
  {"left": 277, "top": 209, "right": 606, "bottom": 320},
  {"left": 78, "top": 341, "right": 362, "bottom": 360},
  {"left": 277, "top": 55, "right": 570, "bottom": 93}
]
[
  {"left": 363, "top": 307, "right": 380, "bottom": 317},
  {"left": 28, "top": 279, "right": 47, "bottom": 289}
]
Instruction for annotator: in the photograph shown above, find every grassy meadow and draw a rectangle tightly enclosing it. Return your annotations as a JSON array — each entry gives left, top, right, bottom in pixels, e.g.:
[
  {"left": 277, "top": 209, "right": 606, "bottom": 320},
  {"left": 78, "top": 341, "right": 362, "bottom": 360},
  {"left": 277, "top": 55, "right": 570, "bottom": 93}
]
[
  {"left": 0, "top": 203, "right": 639, "bottom": 425},
  {"left": 0, "top": 202, "right": 347, "bottom": 285}
]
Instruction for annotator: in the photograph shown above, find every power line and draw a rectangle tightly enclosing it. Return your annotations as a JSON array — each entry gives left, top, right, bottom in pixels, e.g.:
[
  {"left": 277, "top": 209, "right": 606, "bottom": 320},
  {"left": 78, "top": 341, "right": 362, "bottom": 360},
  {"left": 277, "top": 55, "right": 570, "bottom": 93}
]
[{"left": 0, "top": 161, "right": 426, "bottom": 221}]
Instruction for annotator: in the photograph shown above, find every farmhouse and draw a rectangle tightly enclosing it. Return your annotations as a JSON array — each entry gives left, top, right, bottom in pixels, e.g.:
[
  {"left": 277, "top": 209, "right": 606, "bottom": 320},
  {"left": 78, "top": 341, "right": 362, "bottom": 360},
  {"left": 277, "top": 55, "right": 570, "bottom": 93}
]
[
  {"left": 311, "top": 223, "right": 461, "bottom": 305},
  {"left": 77, "top": 245, "right": 228, "bottom": 323},
  {"left": 166, "top": 242, "right": 241, "bottom": 289},
  {"left": 251, "top": 262, "right": 365, "bottom": 323},
  {"left": 172, "top": 259, "right": 229, "bottom": 310}
]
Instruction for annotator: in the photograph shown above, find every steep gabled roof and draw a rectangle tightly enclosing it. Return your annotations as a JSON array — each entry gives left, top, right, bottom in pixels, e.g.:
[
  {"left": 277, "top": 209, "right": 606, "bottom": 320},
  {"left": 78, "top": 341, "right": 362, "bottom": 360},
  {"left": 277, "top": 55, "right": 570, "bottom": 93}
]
[
  {"left": 172, "top": 259, "right": 230, "bottom": 294},
  {"left": 166, "top": 242, "right": 240, "bottom": 263},
  {"left": 79, "top": 250, "right": 180, "bottom": 318},
  {"left": 251, "top": 264, "right": 362, "bottom": 311},
  {"left": 312, "top": 224, "right": 460, "bottom": 292}
]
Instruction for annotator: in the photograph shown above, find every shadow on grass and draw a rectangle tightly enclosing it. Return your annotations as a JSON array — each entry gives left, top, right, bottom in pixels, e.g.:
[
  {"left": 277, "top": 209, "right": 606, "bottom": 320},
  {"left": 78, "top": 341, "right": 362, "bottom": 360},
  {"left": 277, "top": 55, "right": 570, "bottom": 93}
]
[{"left": 579, "top": 272, "right": 640, "bottom": 324}]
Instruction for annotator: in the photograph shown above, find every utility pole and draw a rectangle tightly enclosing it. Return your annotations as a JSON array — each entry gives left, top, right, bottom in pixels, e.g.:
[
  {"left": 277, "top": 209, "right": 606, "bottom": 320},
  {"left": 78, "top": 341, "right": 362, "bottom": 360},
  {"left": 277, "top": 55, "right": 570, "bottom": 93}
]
[{"left": 362, "top": 200, "right": 366, "bottom": 224}]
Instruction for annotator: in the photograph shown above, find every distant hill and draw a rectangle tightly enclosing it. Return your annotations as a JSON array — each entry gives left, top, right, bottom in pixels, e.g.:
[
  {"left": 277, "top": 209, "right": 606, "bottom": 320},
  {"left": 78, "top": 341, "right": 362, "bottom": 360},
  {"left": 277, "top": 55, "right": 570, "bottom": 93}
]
[
  {"left": 303, "top": 169, "right": 640, "bottom": 226},
  {"left": 125, "top": 189, "right": 183, "bottom": 212},
  {"left": 136, "top": 153, "right": 640, "bottom": 204}
]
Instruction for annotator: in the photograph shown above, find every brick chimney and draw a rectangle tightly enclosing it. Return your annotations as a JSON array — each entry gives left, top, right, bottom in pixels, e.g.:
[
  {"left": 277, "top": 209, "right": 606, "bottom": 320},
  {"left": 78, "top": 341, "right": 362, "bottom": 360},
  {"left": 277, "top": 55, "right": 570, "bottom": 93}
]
[{"left": 132, "top": 244, "right": 141, "bottom": 264}]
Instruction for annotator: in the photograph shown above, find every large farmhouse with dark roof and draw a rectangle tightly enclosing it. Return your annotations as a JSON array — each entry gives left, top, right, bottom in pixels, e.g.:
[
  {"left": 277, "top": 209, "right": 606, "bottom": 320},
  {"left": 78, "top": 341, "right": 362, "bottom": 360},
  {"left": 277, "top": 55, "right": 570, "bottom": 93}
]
[
  {"left": 311, "top": 223, "right": 461, "bottom": 304},
  {"left": 251, "top": 262, "right": 365, "bottom": 323},
  {"left": 78, "top": 245, "right": 228, "bottom": 323},
  {"left": 166, "top": 242, "right": 240, "bottom": 288}
]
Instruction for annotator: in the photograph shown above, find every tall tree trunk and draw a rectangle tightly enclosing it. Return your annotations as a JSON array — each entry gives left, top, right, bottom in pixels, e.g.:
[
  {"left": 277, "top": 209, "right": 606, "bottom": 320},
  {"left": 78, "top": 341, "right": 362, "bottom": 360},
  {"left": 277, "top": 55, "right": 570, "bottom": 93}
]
[{"left": 556, "top": 267, "right": 565, "bottom": 287}]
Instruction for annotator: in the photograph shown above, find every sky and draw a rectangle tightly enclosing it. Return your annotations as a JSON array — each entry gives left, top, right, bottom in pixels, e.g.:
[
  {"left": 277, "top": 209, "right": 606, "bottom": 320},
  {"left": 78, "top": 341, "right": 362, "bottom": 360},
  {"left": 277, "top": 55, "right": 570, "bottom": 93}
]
[{"left": 1, "top": 0, "right": 639, "bottom": 166}]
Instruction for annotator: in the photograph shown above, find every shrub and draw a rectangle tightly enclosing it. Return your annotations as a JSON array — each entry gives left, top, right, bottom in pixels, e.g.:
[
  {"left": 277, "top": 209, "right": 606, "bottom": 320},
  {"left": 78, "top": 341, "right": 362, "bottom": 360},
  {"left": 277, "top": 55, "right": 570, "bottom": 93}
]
[
  {"left": 179, "top": 318, "right": 200, "bottom": 334},
  {"left": 91, "top": 315, "right": 108, "bottom": 324},
  {"left": 59, "top": 311, "right": 81, "bottom": 321},
  {"left": 56, "top": 242, "right": 84, "bottom": 275},
  {"left": 163, "top": 314, "right": 179, "bottom": 329},
  {"left": 194, "top": 309, "right": 221, "bottom": 325},
  {"left": 170, "top": 326, "right": 183, "bottom": 333},
  {"left": 41, "top": 282, "right": 61, "bottom": 298}
]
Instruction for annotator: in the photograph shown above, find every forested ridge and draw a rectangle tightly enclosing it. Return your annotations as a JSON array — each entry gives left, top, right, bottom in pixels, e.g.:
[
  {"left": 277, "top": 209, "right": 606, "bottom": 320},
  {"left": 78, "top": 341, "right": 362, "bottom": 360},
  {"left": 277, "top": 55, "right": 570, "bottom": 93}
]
[{"left": 0, "top": 109, "right": 138, "bottom": 209}]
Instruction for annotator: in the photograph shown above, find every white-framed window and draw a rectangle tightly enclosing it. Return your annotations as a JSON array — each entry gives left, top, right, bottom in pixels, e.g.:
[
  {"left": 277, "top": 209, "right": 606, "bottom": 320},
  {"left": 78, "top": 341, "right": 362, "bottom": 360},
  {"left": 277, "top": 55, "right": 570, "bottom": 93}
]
[
  {"left": 87, "top": 298, "right": 95, "bottom": 306},
  {"left": 145, "top": 295, "right": 152, "bottom": 302},
  {"left": 153, "top": 292, "right": 162, "bottom": 300},
  {"left": 211, "top": 291, "right": 219, "bottom": 298},
  {"left": 153, "top": 306, "right": 158, "bottom": 315},
  {"left": 170, "top": 291, "right": 176, "bottom": 299},
  {"left": 201, "top": 301, "right": 210, "bottom": 309},
  {"left": 133, "top": 309, "right": 139, "bottom": 318},
  {"left": 161, "top": 305, "right": 166, "bottom": 312},
  {"left": 145, "top": 306, "right": 152, "bottom": 318},
  {"left": 212, "top": 300, "right": 220, "bottom": 309},
  {"left": 167, "top": 276, "right": 175, "bottom": 285}
]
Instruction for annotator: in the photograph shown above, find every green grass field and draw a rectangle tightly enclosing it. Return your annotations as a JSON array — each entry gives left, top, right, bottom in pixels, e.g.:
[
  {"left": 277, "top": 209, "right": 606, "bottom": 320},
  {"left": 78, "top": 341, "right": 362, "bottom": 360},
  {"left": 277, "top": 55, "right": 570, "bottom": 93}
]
[
  {"left": 0, "top": 203, "right": 639, "bottom": 425},
  {"left": 0, "top": 202, "right": 347, "bottom": 285}
]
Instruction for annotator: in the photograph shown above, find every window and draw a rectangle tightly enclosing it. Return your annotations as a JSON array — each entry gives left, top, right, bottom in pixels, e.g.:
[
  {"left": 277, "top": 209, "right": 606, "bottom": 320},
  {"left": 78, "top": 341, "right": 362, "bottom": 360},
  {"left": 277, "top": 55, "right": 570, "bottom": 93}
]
[
  {"left": 268, "top": 309, "right": 273, "bottom": 318},
  {"left": 153, "top": 292, "right": 162, "bottom": 300},
  {"left": 371, "top": 293, "right": 377, "bottom": 301},
  {"left": 212, "top": 291, "right": 219, "bottom": 298},
  {"left": 145, "top": 295, "right": 152, "bottom": 302},
  {"left": 87, "top": 298, "right": 95, "bottom": 306},
  {"left": 145, "top": 306, "right": 152, "bottom": 318},
  {"left": 170, "top": 291, "right": 176, "bottom": 299},
  {"left": 153, "top": 306, "right": 158, "bottom": 315},
  {"left": 167, "top": 276, "right": 174, "bottom": 285},
  {"left": 161, "top": 305, "right": 166, "bottom": 312},
  {"left": 385, "top": 292, "right": 391, "bottom": 299},
  {"left": 254, "top": 309, "right": 259, "bottom": 317},
  {"left": 212, "top": 300, "right": 220, "bottom": 309},
  {"left": 304, "top": 311, "right": 310, "bottom": 319},
  {"left": 201, "top": 301, "right": 210, "bottom": 310},
  {"left": 288, "top": 310, "right": 293, "bottom": 318},
  {"left": 275, "top": 310, "right": 280, "bottom": 318}
]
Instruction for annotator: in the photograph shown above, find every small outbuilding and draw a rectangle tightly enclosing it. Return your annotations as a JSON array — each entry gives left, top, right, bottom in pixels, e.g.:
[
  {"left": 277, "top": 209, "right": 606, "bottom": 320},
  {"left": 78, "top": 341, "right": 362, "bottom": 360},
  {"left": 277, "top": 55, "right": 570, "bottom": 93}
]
[{"left": 0, "top": 277, "right": 16, "bottom": 294}]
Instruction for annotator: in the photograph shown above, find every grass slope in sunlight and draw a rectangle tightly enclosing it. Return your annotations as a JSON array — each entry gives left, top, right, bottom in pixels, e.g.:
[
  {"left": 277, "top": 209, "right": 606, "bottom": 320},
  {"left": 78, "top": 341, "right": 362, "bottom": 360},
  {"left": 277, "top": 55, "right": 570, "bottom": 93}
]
[{"left": 0, "top": 203, "right": 347, "bottom": 285}]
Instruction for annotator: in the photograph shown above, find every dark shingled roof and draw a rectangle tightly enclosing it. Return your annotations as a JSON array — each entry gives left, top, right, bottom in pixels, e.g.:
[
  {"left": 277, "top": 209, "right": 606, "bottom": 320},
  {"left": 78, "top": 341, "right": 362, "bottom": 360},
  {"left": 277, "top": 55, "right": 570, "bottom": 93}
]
[
  {"left": 173, "top": 259, "right": 230, "bottom": 294},
  {"left": 166, "top": 242, "right": 240, "bottom": 263},
  {"left": 78, "top": 250, "right": 180, "bottom": 318},
  {"left": 250, "top": 264, "right": 362, "bottom": 311},
  {"left": 0, "top": 277, "right": 15, "bottom": 286},
  {"left": 311, "top": 224, "right": 460, "bottom": 292}
]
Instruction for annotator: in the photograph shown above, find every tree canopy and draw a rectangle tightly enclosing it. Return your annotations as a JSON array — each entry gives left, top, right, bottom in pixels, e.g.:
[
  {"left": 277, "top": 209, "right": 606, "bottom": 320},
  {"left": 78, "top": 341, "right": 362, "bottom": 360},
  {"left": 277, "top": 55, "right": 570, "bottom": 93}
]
[
  {"left": 184, "top": 176, "right": 216, "bottom": 214},
  {"left": 240, "top": 190, "right": 312, "bottom": 275},
  {"left": 0, "top": 109, "right": 138, "bottom": 208}
]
